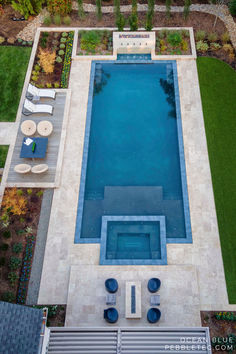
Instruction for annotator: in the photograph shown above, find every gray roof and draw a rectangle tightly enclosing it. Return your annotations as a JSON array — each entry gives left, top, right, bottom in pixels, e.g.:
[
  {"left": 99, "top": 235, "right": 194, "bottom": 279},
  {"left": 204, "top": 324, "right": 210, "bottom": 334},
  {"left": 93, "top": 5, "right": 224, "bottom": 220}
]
[{"left": 0, "top": 301, "right": 43, "bottom": 354}]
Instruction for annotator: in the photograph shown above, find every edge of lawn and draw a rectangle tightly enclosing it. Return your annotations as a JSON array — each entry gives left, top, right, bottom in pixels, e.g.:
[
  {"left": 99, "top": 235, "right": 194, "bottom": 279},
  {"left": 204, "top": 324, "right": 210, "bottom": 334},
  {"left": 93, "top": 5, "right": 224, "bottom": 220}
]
[{"left": 197, "top": 57, "right": 236, "bottom": 304}]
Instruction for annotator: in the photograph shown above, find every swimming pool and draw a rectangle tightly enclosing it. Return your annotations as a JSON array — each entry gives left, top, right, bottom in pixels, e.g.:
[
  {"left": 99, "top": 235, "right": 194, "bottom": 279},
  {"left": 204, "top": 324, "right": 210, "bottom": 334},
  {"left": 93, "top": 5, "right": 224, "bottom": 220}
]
[{"left": 75, "top": 60, "right": 192, "bottom": 264}]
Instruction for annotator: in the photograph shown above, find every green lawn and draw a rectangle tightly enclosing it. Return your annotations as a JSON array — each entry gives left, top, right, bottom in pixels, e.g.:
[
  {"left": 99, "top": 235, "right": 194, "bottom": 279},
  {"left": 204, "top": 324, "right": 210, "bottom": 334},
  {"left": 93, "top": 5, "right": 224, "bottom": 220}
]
[
  {"left": 0, "top": 46, "right": 31, "bottom": 122},
  {"left": 197, "top": 57, "right": 236, "bottom": 303},
  {"left": 0, "top": 145, "right": 9, "bottom": 168}
]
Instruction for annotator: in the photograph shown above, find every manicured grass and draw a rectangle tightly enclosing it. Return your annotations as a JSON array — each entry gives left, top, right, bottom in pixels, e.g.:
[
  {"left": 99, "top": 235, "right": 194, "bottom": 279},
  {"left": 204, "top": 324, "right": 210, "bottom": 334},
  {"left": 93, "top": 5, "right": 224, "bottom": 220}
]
[
  {"left": 0, "top": 46, "right": 31, "bottom": 122},
  {"left": 0, "top": 145, "right": 9, "bottom": 168},
  {"left": 197, "top": 57, "right": 236, "bottom": 303}
]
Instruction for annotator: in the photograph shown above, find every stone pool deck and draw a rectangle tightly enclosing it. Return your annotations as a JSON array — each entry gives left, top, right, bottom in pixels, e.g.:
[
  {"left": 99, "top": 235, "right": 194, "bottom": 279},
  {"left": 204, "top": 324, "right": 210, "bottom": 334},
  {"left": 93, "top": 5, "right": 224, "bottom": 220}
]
[{"left": 37, "top": 57, "right": 236, "bottom": 328}]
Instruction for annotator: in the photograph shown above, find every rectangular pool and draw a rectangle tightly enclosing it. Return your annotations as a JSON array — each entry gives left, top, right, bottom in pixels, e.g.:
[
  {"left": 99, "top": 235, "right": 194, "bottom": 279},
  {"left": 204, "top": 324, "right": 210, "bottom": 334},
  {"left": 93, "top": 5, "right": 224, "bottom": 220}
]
[{"left": 75, "top": 60, "right": 191, "bottom": 264}]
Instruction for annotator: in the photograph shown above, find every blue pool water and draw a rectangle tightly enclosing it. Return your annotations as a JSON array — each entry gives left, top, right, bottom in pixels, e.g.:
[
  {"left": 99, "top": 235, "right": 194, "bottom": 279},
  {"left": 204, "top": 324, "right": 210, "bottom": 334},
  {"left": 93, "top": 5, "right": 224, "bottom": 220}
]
[{"left": 75, "top": 60, "right": 191, "bottom": 262}]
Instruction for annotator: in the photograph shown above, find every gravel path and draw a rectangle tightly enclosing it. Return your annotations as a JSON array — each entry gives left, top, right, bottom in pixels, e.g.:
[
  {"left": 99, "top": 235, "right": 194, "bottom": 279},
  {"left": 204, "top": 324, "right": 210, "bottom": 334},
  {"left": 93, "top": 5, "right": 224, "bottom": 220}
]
[{"left": 17, "top": 4, "right": 236, "bottom": 49}]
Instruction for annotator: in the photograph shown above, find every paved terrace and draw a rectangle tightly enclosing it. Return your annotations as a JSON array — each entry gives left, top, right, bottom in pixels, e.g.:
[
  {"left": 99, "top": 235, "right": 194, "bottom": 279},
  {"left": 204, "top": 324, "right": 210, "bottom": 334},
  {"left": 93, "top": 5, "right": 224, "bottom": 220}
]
[
  {"left": 38, "top": 56, "right": 236, "bottom": 329},
  {"left": 6, "top": 92, "right": 70, "bottom": 188}
]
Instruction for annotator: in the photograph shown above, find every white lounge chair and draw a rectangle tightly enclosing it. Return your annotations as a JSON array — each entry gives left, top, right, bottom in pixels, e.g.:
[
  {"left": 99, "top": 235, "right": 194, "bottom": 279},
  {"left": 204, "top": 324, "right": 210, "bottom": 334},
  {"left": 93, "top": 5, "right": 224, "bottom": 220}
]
[
  {"left": 23, "top": 99, "right": 53, "bottom": 116},
  {"left": 27, "top": 83, "right": 56, "bottom": 100},
  {"left": 31, "top": 164, "right": 48, "bottom": 174},
  {"left": 14, "top": 164, "right": 31, "bottom": 174}
]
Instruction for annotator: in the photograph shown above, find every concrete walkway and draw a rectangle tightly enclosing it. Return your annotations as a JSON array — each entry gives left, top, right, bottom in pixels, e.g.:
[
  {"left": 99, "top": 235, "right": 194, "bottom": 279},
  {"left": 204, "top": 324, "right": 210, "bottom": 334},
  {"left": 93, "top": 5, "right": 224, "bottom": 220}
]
[{"left": 0, "top": 122, "right": 17, "bottom": 145}]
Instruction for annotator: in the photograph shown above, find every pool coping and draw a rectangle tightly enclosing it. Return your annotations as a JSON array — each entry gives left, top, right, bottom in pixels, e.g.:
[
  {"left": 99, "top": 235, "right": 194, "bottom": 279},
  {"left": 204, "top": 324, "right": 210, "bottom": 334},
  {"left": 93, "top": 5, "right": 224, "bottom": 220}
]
[
  {"left": 75, "top": 59, "right": 192, "bottom": 245},
  {"left": 100, "top": 215, "right": 167, "bottom": 265}
]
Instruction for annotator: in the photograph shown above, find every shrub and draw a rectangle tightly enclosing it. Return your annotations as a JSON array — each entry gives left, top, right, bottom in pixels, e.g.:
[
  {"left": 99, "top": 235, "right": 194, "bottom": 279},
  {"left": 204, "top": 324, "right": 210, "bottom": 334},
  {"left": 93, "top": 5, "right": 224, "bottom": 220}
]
[
  {"left": 229, "top": 0, "right": 236, "bottom": 15},
  {"left": 60, "top": 43, "right": 65, "bottom": 49},
  {"left": 96, "top": 0, "right": 102, "bottom": 20},
  {"left": 31, "top": 75, "right": 38, "bottom": 82},
  {"left": 11, "top": 0, "right": 44, "bottom": 19},
  {"left": 9, "top": 256, "right": 21, "bottom": 270},
  {"left": 3, "top": 230, "right": 11, "bottom": 239},
  {"left": 34, "top": 64, "right": 40, "bottom": 71},
  {"left": 222, "top": 43, "right": 234, "bottom": 53},
  {"left": 128, "top": 13, "right": 138, "bottom": 31},
  {"left": 180, "top": 29, "right": 190, "bottom": 38},
  {"left": 165, "top": 0, "right": 172, "bottom": 19},
  {"left": 61, "top": 31, "right": 74, "bottom": 88},
  {"left": 116, "top": 13, "right": 126, "bottom": 31},
  {"left": 208, "top": 32, "right": 218, "bottom": 42},
  {"left": 195, "top": 30, "right": 206, "bottom": 41},
  {"left": 12, "top": 243, "right": 23, "bottom": 254},
  {"left": 145, "top": 12, "right": 153, "bottom": 31},
  {"left": 58, "top": 49, "right": 65, "bottom": 55},
  {"left": 63, "top": 15, "right": 71, "bottom": 25},
  {"left": 158, "top": 30, "right": 166, "bottom": 40},
  {"left": 56, "top": 56, "right": 63, "bottom": 63},
  {"left": 53, "top": 14, "right": 61, "bottom": 25},
  {"left": 17, "top": 189, "right": 23, "bottom": 196},
  {"left": 46, "top": 83, "right": 52, "bottom": 88},
  {"left": 167, "top": 32, "right": 182, "bottom": 47},
  {"left": 210, "top": 42, "right": 221, "bottom": 51},
  {"left": 80, "top": 31, "right": 100, "bottom": 52},
  {"left": 78, "top": 0, "right": 85, "bottom": 18},
  {"left": 27, "top": 189, "right": 33, "bottom": 195},
  {"left": 0, "top": 257, "right": 6, "bottom": 266},
  {"left": 43, "top": 15, "right": 52, "bottom": 26},
  {"left": 8, "top": 272, "right": 18, "bottom": 286},
  {"left": 60, "top": 37, "right": 67, "bottom": 43},
  {"left": 62, "top": 32, "right": 68, "bottom": 37},
  {"left": 183, "top": 0, "right": 191, "bottom": 20},
  {"left": 181, "top": 39, "right": 188, "bottom": 51},
  {"left": 1, "top": 291, "right": 15, "bottom": 302},
  {"left": 221, "top": 31, "right": 230, "bottom": 43},
  {"left": 54, "top": 82, "right": 60, "bottom": 88},
  {"left": 47, "top": 0, "right": 72, "bottom": 15},
  {"left": 36, "top": 190, "right": 44, "bottom": 197},
  {"left": 38, "top": 49, "right": 56, "bottom": 74},
  {"left": 196, "top": 40, "right": 209, "bottom": 52},
  {"left": 2, "top": 188, "right": 28, "bottom": 216},
  {"left": 0, "top": 36, "right": 5, "bottom": 44},
  {"left": 16, "top": 236, "right": 35, "bottom": 304},
  {"left": 0, "top": 243, "right": 9, "bottom": 251}
]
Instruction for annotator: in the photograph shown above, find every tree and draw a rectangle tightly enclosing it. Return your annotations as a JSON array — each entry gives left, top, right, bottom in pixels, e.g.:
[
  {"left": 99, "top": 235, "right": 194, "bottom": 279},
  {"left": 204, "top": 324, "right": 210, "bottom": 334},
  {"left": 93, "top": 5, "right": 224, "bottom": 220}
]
[
  {"left": 11, "top": 0, "right": 44, "bottom": 19},
  {"left": 96, "top": 0, "right": 102, "bottom": 20},
  {"left": 183, "top": 0, "right": 191, "bottom": 20},
  {"left": 77, "top": 0, "right": 85, "bottom": 18}
]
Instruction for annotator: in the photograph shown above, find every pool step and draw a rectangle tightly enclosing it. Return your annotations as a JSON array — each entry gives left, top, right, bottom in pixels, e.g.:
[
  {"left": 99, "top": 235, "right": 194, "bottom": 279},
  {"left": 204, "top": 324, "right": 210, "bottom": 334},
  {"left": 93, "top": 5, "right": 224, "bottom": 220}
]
[{"left": 81, "top": 186, "right": 185, "bottom": 240}]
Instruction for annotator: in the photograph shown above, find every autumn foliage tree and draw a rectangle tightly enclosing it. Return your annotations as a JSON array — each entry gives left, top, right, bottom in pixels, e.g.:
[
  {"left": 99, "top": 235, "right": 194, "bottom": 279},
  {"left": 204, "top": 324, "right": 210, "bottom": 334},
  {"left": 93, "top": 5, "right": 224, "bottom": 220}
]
[
  {"left": 47, "top": 0, "right": 72, "bottom": 15},
  {"left": 1, "top": 188, "right": 27, "bottom": 216},
  {"left": 38, "top": 49, "right": 56, "bottom": 74}
]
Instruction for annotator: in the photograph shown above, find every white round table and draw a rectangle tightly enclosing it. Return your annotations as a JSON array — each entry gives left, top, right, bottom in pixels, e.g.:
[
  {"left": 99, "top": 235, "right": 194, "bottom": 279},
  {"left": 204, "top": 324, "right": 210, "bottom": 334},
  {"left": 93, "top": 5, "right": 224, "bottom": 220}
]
[
  {"left": 21, "top": 120, "right": 36, "bottom": 136},
  {"left": 37, "top": 120, "right": 53, "bottom": 137}
]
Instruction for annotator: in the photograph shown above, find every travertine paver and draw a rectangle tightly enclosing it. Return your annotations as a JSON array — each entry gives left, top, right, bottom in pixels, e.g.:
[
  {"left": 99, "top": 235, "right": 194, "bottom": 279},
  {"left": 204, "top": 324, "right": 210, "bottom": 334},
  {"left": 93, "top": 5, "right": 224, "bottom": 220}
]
[
  {"left": 65, "top": 265, "right": 201, "bottom": 327},
  {"left": 38, "top": 57, "right": 236, "bottom": 322},
  {"left": 0, "top": 123, "right": 17, "bottom": 145}
]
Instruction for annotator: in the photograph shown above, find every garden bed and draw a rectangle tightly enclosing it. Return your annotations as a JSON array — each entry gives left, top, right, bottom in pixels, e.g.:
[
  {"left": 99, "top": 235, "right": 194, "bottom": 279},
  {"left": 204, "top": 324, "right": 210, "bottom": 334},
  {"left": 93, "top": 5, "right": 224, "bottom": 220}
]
[
  {"left": 155, "top": 29, "right": 191, "bottom": 55},
  {"left": 196, "top": 31, "right": 235, "bottom": 69},
  {"left": 0, "top": 188, "right": 43, "bottom": 304},
  {"left": 77, "top": 30, "right": 112, "bottom": 55},
  {"left": 31, "top": 30, "right": 74, "bottom": 88},
  {"left": 33, "top": 304, "right": 66, "bottom": 326},
  {"left": 201, "top": 311, "right": 236, "bottom": 353}
]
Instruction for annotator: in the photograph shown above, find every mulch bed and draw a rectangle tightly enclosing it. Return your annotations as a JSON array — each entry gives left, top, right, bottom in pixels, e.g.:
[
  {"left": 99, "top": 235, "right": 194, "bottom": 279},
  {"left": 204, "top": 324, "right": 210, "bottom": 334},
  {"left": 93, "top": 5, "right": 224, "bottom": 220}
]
[
  {"left": 34, "top": 304, "right": 66, "bottom": 326},
  {"left": 0, "top": 5, "right": 29, "bottom": 39},
  {"left": 0, "top": 188, "right": 43, "bottom": 303},
  {"left": 32, "top": 31, "right": 64, "bottom": 88},
  {"left": 155, "top": 29, "right": 191, "bottom": 55},
  {"left": 201, "top": 311, "right": 236, "bottom": 353}
]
